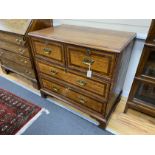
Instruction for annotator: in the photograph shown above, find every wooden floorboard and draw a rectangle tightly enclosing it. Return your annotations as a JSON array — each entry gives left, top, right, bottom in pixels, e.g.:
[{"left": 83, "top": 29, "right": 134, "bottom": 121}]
[{"left": 0, "top": 67, "right": 155, "bottom": 135}]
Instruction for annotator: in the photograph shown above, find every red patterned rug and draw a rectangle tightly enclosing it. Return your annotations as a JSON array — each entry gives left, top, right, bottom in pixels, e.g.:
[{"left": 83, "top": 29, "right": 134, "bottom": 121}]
[{"left": 0, "top": 88, "right": 41, "bottom": 135}]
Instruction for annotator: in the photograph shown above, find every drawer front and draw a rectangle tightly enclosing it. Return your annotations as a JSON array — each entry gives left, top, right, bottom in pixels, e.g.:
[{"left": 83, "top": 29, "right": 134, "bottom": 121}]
[
  {"left": 66, "top": 45, "right": 116, "bottom": 80},
  {"left": 0, "top": 40, "right": 30, "bottom": 57},
  {"left": 0, "top": 49, "right": 32, "bottom": 68},
  {"left": 32, "top": 39, "right": 64, "bottom": 65},
  {"left": 0, "top": 31, "right": 25, "bottom": 46},
  {"left": 36, "top": 60, "right": 109, "bottom": 100},
  {"left": 40, "top": 78, "right": 103, "bottom": 113},
  {"left": 1, "top": 58, "right": 35, "bottom": 79}
]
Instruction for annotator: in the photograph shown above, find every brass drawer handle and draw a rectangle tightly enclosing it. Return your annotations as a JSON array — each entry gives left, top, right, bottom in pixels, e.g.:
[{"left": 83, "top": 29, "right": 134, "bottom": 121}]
[
  {"left": 16, "top": 39, "right": 24, "bottom": 45},
  {"left": 65, "top": 87, "right": 70, "bottom": 90},
  {"left": 52, "top": 86, "right": 59, "bottom": 92},
  {"left": 19, "top": 49, "right": 25, "bottom": 55},
  {"left": 28, "top": 71, "right": 32, "bottom": 75},
  {"left": 20, "top": 59, "right": 27, "bottom": 64},
  {"left": 76, "top": 80, "right": 86, "bottom": 86},
  {"left": 79, "top": 98, "right": 87, "bottom": 104},
  {"left": 82, "top": 57, "right": 95, "bottom": 65},
  {"left": 0, "top": 51, "right": 4, "bottom": 56},
  {"left": 25, "top": 70, "right": 31, "bottom": 75},
  {"left": 50, "top": 69, "right": 58, "bottom": 75},
  {"left": 43, "top": 47, "right": 52, "bottom": 54}
]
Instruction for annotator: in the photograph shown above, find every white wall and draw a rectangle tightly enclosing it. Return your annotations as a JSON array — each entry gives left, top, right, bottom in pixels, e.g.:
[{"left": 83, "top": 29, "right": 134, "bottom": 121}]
[
  {"left": 122, "top": 39, "right": 145, "bottom": 97},
  {"left": 53, "top": 19, "right": 152, "bottom": 97}
]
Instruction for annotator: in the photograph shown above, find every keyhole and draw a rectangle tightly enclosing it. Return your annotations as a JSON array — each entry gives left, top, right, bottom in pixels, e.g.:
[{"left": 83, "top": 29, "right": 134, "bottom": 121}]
[{"left": 86, "top": 49, "right": 91, "bottom": 56}]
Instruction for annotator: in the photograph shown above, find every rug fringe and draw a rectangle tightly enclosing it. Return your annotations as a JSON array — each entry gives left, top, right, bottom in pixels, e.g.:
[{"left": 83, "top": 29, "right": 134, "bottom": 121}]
[{"left": 16, "top": 108, "right": 50, "bottom": 135}]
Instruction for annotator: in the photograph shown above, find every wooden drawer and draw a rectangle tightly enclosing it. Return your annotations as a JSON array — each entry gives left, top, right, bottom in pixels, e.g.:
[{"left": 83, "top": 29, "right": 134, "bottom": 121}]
[
  {"left": 0, "top": 31, "right": 25, "bottom": 46},
  {"left": 66, "top": 45, "right": 116, "bottom": 80},
  {"left": 0, "top": 58, "right": 35, "bottom": 79},
  {"left": 36, "top": 60, "right": 110, "bottom": 100},
  {"left": 40, "top": 77, "right": 104, "bottom": 113},
  {"left": 0, "top": 49, "right": 32, "bottom": 68},
  {"left": 32, "top": 39, "right": 64, "bottom": 65},
  {"left": 0, "top": 40, "right": 30, "bottom": 57}
]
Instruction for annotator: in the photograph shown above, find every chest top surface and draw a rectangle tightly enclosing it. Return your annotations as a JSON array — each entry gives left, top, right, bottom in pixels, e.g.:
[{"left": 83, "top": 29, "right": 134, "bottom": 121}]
[
  {"left": 0, "top": 19, "right": 32, "bottom": 35},
  {"left": 29, "top": 24, "right": 136, "bottom": 53}
]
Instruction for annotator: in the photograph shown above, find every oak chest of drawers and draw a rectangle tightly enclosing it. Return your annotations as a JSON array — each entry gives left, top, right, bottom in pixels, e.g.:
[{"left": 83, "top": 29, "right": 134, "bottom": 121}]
[
  {"left": 0, "top": 19, "right": 52, "bottom": 88},
  {"left": 29, "top": 25, "right": 136, "bottom": 128}
]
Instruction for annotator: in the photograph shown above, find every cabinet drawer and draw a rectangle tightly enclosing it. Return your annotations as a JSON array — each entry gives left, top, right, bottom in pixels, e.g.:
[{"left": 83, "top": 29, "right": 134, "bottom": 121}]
[
  {"left": 0, "top": 58, "right": 35, "bottom": 79},
  {"left": 40, "top": 77, "right": 104, "bottom": 113},
  {"left": 0, "top": 49, "right": 32, "bottom": 68},
  {"left": 36, "top": 60, "right": 110, "bottom": 100},
  {"left": 32, "top": 39, "right": 64, "bottom": 65},
  {"left": 66, "top": 45, "right": 116, "bottom": 80},
  {"left": 0, "top": 40, "right": 30, "bottom": 57},
  {"left": 0, "top": 31, "right": 25, "bottom": 46}
]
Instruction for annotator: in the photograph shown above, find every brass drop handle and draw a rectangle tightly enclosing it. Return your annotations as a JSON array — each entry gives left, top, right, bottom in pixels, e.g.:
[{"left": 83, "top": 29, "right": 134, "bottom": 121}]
[
  {"left": 25, "top": 70, "right": 31, "bottom": 74},
  {"left": 50, "top": 69, "right": 58, "bottom": 75},
  {"left": 43, "top": 47, "right": 52, "bottom": 54},
  {"left": 52, "top": 86, "right": 59, "bottom": 92},
  {"left": 16, "top": 38, "right": 19, "bottom": 43},
  {"left": 76, "top": 80, "right": 86, "bottom": 86},
  {"left": 19, "top": 49, "right": 25, "bottom": 54},
  {"left": 0, "top": 51, "right": 4, "bottom": 56},
  {"left": 66, "top": 87, "right": 70, "bottom": 90},
  {"left": 82, "top": 57, "right": 95, "bottom": 65},
  {"left": 79, "top": 97, "right": 86, "bottom": 104},
  {"left": 20, "top": 59, "right": 27, "bottom": 64},
  {"left": 16, "top": 39, "right": 24, "bottom": 45}
]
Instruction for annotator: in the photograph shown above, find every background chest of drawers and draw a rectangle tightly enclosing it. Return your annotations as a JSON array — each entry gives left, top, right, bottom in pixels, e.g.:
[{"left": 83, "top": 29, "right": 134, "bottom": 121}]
[
  {"left": 29, "top": 25, "right": 135, "bottom": 128},
  {"left": 0, "top": 19, "right": 52, "bottom": 88},
  {"left": 124, "top": 20, "right": 155, "bottom": 117}
]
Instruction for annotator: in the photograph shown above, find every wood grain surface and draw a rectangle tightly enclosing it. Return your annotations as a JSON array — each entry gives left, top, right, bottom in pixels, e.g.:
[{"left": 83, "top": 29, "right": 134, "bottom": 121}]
[{"left": 29, "top": 24, "right": 136, "bottom": 52}]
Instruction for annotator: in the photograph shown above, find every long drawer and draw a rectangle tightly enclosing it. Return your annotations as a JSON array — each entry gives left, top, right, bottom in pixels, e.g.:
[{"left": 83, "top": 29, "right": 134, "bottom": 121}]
[
  {"left": 31, "top": 38, "right": 64, "bottom": 65},
  {"left": 36, "top": 60, "right": 110, "bottom": 100},
  {"left": 0, "top": 31, "right": 25, "bottom": 46},
  {"left": 0, "top": 58, "right": 35, "bottom": 79},
  {"left": 40, "top": 76, "right": 104, "bottom": 113},
  {"left": 66, "top": 45, "right": 116, "bottom": 80},
  {"left": 0, "top": 48, "right": 32, "bottom": 68},
  {"left": 0, "top": 40, "right": 30, "bottom": 57}
]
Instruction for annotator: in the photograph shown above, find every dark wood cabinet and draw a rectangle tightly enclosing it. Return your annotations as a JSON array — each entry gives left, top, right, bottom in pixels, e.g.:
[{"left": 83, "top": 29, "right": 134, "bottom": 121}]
[
  {"left": 29, "top": 25, "right": 135, "bottom": 128},
  {"left": 0, "top": 19, "right": 52, "bottom": 88},
  {"left": 124, "top": 20, "right": 155, "bottom": 117}
]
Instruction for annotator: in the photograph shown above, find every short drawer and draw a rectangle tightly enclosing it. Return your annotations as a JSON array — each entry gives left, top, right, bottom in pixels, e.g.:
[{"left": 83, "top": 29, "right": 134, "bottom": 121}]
[
  {"left": 0, "top": 58, "right": 35, "bottom": 79},
  {"left": 0, "top": 31, "right": 25, "bottom": 46},
  {"left": 0, "top": 49, "right": 32, "bottom": 68},
  {"left": 40, "top": 77, "right": 104, "bottom": 113},
  {"left": 36, "top": 60, "right": 110, "bottom": 100},
  {"left": 0, "top": 40, "right": 30, "bottom": 57},
  {"left": 66, "top": 45, "right": 116, "bottom": 80},
  {"left": 31, "top": 39, "right": 64, "bottom": 65}
]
